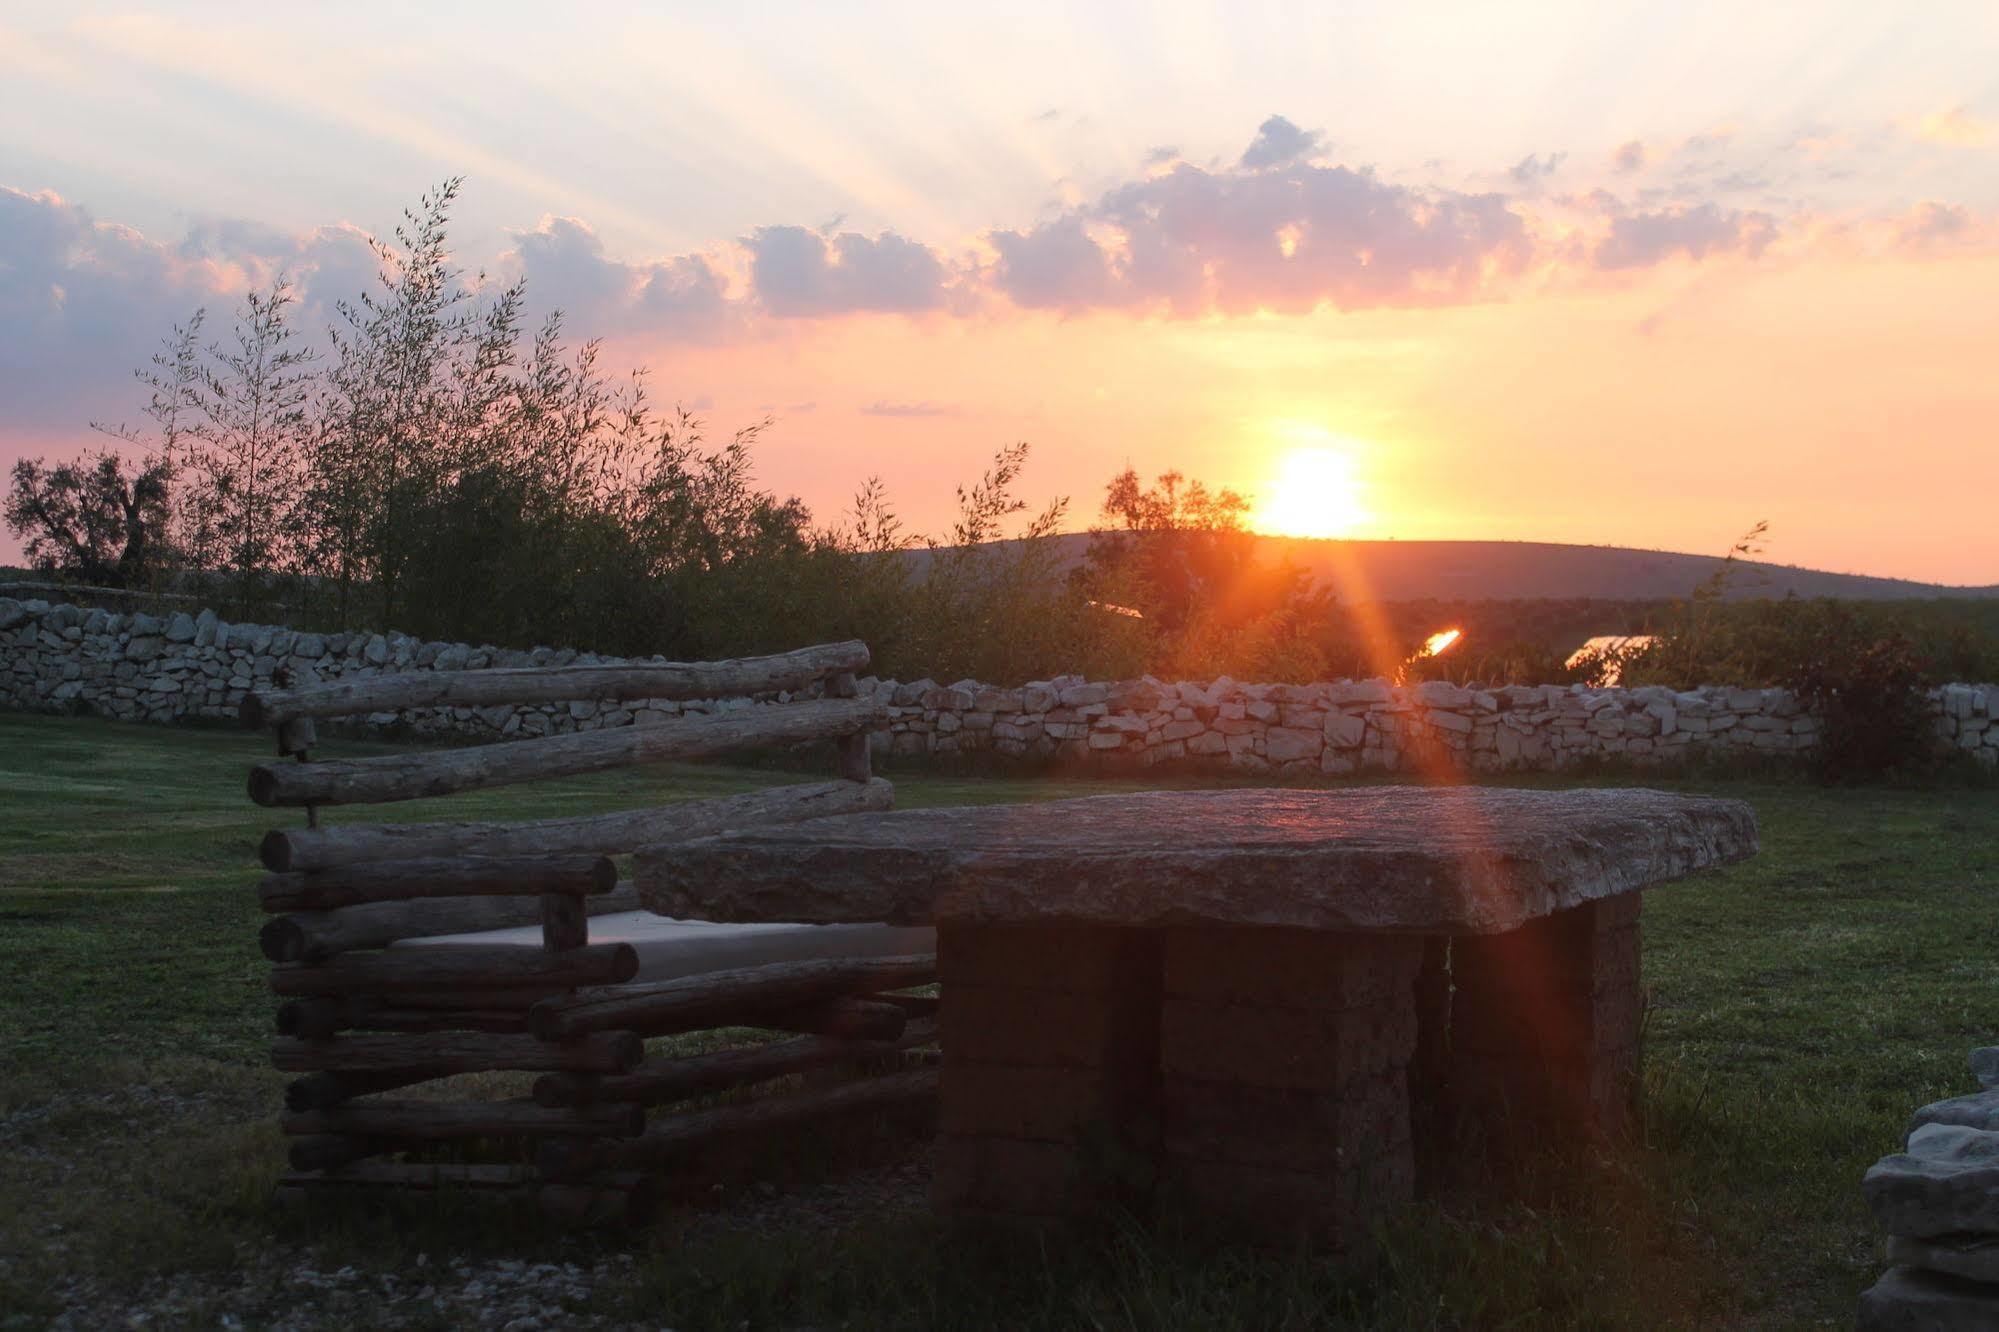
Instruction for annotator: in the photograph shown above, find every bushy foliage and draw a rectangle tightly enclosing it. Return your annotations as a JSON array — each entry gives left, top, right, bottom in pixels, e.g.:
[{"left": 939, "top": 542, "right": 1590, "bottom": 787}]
[{"left": 1784, "top": 617, "right": 1935, "bottom": 781}]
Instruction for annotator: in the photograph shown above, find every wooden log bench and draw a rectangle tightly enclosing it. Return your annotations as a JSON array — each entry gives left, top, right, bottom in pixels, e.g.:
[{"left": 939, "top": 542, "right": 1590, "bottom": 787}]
[{"left": 240, "top": 641, "right": 940, "bottom": 1221}]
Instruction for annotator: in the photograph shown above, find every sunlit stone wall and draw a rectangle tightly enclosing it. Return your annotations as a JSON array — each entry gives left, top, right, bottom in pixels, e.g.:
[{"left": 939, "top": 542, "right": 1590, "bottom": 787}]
[{"left": 3, "top": 596, "right": 1994, "bottom": 771}]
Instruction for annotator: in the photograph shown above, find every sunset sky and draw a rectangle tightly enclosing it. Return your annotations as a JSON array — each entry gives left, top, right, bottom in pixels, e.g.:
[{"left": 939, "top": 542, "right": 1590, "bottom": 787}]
[{"left": 3, "top": 2, "right": 1996, "bottom": 582}]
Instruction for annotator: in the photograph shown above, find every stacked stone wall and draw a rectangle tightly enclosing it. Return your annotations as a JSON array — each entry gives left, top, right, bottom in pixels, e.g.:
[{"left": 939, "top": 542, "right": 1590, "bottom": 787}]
[{"left": 3, "top": 596, "right": 1994, "bottom": 773}]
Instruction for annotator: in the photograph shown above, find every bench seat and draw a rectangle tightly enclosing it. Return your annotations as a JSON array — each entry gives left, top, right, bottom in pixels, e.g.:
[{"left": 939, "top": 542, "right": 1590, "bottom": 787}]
[{"left": 398, "top": 911, "right": 936, "bottom": 984}]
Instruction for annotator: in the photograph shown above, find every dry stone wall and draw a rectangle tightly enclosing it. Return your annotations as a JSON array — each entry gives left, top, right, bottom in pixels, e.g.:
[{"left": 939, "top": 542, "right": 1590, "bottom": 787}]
[{"left": 3, "top": 596, "right": 1995, "bottom": 772}]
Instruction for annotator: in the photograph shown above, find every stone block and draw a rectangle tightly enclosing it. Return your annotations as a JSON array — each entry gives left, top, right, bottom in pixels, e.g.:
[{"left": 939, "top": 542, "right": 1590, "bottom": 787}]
[
  {"left": 1165, "top": 1153, "right": 1411, "bottom": 1252},
  {"left": 1857, "top": 1266, "right": 1999, "bottom": 1330},
  {"left": 1163, "top": 997, "right": 1418, "bottom": 1090},
  {"left": 1446, "top": 897, "right": 1645, "bottom": 1139},
  {"left": 941, "top": 1062, "right": 1131, "bottom": 1143},
  {"left": 1162, "top": 928, "right": 1418, "bottom": 1012},
  {"left": 940, "top": 924, "right": 1156, "bottom": 996},
  {"left": 1864, "top": 1124, "right": 1999, "bottom": 1239},
  {"left": 1265, "top": 725, "right": 1323, "bottom": 761}
]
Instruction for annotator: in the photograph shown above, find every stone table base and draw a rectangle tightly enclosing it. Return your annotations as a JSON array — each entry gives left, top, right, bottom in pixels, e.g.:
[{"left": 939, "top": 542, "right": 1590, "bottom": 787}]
[
  {"left": 1448, "top": 896, "right": 1644, "bottom": 1145},
  {"left": 934, "top": 924, "right": 1161, "bottom": 1220},
  {"left": 933, "top": 922, "right": 1425, "bottom": 1250},
  {"left": 1160, "top": 928, "right": 1423, "bottom": 1249},
  {"left": 932, "top": 898, "right": 1648, "bottom": 1245}
]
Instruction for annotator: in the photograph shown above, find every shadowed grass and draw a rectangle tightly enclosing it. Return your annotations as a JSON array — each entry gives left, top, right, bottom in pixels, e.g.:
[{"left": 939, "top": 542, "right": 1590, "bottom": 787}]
[{"left": 1, "top": 710, "right": 1995, "bottom": 1327}]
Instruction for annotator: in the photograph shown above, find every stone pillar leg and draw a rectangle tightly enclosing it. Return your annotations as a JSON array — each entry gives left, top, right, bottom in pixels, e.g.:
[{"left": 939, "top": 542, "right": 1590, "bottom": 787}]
[
  {"left": 933, "top": 924, "right": 1162, "bottom": 1221},
  {"left": 1449, "top": 895, "right": 1643, "bottom": 1144},
  {"left": 1159, "top": 928, "right": 1424, "bottom": 1251}
]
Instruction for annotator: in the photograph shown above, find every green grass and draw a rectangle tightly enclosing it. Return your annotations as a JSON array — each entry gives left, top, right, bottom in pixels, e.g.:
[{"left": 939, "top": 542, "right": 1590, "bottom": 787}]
[{"left": 1, "top": 711, "right": 1994, "bottom": 1329}]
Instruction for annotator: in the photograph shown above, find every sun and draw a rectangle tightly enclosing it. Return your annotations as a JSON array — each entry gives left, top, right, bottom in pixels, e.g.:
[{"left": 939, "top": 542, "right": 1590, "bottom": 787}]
[{"left": 1249, "top": 427, "right": 1370, "bottom": 539}]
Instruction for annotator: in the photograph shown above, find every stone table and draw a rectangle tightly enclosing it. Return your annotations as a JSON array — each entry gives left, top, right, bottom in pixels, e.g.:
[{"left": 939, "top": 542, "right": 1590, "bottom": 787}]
[{"left": 637, "top": 786, "right": 1757, "bottom": 1247}]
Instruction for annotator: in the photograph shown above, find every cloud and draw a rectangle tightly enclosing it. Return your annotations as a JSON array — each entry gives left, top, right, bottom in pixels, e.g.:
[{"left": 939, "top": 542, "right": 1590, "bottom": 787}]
[
  {"left": 989, "top": 157, "right": 1533, "bottom": 316},
  {"left": 1910, "top": 105, "right": 1992, "bottom": 147},
  {"left": 1612, "top": 140, "right": 1649, "bottom": 172},
  {"left": 1509, "top": 152, "right": 1566, "bottom": 186},
  {"left": 1142, "top": 145, "right": 1181, "bottom": 167},
  {"left": 988, "top": 216, "right": 1121, "bottom": 311},
  {"left": 0, "top": 187, "right": 281, "bottom": 428},
  {"left": 1895, "top": 201, "right": 1980, "bottom": 251},
  {"left": 1240, "top": 115, "right": 1324, "bottom": 170},
  {"left": 1592, "top": 202, "right": 1777, "bottom": 269},
  {"left": 744, "top": 225, "right": 950, "bottom": 316},
  {"left": 507, "top": 214, "right": 733, "bottom": 338},
  {"left": 859, "top": 400, "right": 958, "bottom": 417},
  {"left": 7, "top": 108, "right": 1993, "bottom": 428}
]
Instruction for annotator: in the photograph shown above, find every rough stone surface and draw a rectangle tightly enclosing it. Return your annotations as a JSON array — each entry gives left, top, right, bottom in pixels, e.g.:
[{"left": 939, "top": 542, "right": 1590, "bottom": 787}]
[
  {"left": 640, "top": 786, "right": 1758, "bottom": 932},
  {"left": 933, "top": 924, "right": 1160, "bottom": 1221},
  {"left": 1911, "top": 1088, "right": 1999, "bottom": 1134},
  {"left": 1863, "top": 1124, "right": 1999, "bottom": 1239},
  {"left": 1887, "top": 1234, "right": 1999, "bottom": 1284},
  {"left": 1159, "top": 929, "right": 1421, "bottom": 1251},
  {"left": 1857, "top": 1266, "right": 1999, "bottom": 1330},
  {"left": 1448, "top": 898, "right": 1643, "bottom": 1139}
]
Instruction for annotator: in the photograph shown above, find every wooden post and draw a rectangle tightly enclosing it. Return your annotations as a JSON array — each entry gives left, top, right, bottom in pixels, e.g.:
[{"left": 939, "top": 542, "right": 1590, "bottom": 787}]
[
  {"left": 825, "top": 671, "right": 873, "bottom": 783},
  {"left": 541, "top": 891, "right": 588, "bottom": 952}
]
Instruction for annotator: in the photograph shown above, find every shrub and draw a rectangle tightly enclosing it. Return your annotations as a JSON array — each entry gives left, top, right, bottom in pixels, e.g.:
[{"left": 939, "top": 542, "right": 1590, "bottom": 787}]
[{"left": 1784, "top": 621, "right": 1936, "bottom": 782}]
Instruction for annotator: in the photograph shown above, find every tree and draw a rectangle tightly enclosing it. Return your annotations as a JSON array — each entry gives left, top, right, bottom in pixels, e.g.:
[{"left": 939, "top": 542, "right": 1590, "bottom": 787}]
[
  {"left": 1080, "top": 466, "right": 1333, "bottom": 678},
  {"left": 4, "top": 450, "right": 174, "bottom": 586},
  {"left": 182, "top": 278, "right": 317, "bottom": 615},
  {"left": 305, "top": 178, "right": 525, "bottom": 625}
]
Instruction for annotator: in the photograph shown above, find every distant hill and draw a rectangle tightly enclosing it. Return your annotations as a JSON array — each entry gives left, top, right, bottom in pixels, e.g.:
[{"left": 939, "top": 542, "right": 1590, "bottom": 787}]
[{"left": 906, "top": 535, "right": 1999, "bottom": 603}]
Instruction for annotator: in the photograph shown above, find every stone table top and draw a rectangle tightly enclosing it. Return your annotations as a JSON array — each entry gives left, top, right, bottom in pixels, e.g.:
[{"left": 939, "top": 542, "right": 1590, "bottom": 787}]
[{"left": 636, "top": 785, "right": 1758, "bottom": 935}]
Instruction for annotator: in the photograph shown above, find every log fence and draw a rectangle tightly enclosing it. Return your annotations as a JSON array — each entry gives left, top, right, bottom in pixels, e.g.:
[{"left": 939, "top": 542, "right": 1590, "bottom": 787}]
[{"left": 243, "top": 642, "right": 937, "bottom": 1222}]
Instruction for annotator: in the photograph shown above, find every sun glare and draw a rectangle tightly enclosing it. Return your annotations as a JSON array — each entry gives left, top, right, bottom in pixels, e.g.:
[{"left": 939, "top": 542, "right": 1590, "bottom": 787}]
[{"left": 1251, "top": 428, "right": 1370, "bottom": 539}]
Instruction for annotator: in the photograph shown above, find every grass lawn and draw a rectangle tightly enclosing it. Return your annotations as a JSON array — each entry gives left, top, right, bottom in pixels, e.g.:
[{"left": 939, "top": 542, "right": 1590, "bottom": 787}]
[{"left": 1, "top": 710, "right": 1994, "bottom": 1329}]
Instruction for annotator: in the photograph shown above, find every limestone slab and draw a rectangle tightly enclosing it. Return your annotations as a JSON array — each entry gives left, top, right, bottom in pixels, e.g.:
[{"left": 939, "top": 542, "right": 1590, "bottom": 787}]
[
  {"left": 1857, "top": 1266, "right": 1999, "bottom": 1330},
  {"left": 1864, "top": 1124, "right": 1999, "bottom": 1239},
  {"left": 1911, "top": 1088, "right": 1999, "bottom": 1134},
  {"left": 638, "top": 786, "right": 1756, "bottom": 932},
  {"left": 1888, "top": 1234, "right": 1999, "bottom": 1285}
]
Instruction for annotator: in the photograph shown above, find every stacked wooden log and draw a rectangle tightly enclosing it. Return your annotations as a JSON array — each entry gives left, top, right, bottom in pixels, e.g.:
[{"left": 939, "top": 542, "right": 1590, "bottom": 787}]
[{"left": 243, "top": 642, "right": 939, "bottom": 1221}]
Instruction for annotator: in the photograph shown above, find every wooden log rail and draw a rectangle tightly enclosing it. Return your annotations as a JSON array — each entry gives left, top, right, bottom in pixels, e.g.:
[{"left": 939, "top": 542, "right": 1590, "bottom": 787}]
[
  {"left": 260, "top": 777, "right": 893, "bottom": 873},
  {"left": 269, "top": 942, "right": 638, "bottom": 997},
  {"left": 759, "top": 996, "right": 908, "bottom": 1042},
  {"left": 258, "top": 853, "right": 618, "bottom": 913},
  {"left": 278, "top": 1162, "right": 534, "bottom": 1192},
  {"left": 540, "top": 1066, "right": 939, "bottom": 1178},
  {"left": 285, "top": 1069, "right": 439, "bottom": 1112},
  {"left": 275, "top": 996, "right": 533, "bottom": 1039},
  {"left": 283, "top": 1097, "right": 645, "bottom": 1140},
  {"left": 259, "top": 889, "right": 649, "bottom": 963},
  {"left": 242, "top": 640, "right": 871, "bottom": 728},
  {"left": 534, "top": 1016, "right": 940, "bottom": 1108},
  {"left": 248, "top": 696, "right": 888, "bottom": 807},
  {"left": 529, "top": 955, "right": 939, "bottom": 1041},
  {"left": 240, "top": 636, "right": 933, "bottom": 1224},
  {"left": 270, "top": 1031, "right": 643, "bottom": 1076}
]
